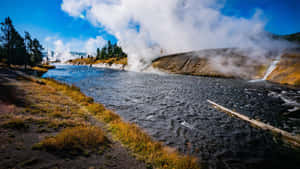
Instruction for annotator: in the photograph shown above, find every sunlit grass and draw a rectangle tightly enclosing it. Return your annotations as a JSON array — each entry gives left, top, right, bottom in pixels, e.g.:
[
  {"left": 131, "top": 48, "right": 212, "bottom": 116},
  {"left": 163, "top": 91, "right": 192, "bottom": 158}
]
[
  {"left": 94, "top": 57, "right": 127, "bottom": 65},
  {"left": 31, "top": 66, "right": 48, "bottom": 73},
  {"left": 69, "top": 57, "right": 127, "bottom": 65},
  {"left": 49, "top": 111, "right": 70, "bottom": 119},
  {"left": 34, "top": 126, "right": 107, "bottom": 153},
  {"left": 1, "top": 118, "right": 28, "bottom": 129}
]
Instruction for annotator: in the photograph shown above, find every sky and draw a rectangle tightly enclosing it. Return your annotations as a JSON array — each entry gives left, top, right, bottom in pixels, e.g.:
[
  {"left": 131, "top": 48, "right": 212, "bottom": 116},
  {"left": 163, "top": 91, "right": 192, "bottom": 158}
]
[{"left": 0, "top": 0, "right": 299, "bottom": 55}]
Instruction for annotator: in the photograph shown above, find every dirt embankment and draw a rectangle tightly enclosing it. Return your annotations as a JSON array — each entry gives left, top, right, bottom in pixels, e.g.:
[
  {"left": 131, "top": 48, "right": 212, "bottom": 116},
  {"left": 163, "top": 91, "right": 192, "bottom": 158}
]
[
  {"left": 152, "top": 48, "right": 268, "bottom": 79},
  {"left": 267, "top": 53, "right": 300, "bottom": 86}
]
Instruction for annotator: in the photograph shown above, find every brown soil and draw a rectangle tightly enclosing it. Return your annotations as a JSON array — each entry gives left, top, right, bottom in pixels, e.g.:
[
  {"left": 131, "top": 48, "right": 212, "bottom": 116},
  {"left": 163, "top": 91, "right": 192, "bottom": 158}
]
[{"left": 0, "top": 67, "right": 147, "bottom": 169}]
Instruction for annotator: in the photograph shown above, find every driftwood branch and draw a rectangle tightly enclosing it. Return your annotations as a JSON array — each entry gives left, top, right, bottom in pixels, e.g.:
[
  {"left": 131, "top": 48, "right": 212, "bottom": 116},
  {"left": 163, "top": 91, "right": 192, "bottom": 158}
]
[{"left": 207, "top": 99, "right": 300, "bottom": 149}]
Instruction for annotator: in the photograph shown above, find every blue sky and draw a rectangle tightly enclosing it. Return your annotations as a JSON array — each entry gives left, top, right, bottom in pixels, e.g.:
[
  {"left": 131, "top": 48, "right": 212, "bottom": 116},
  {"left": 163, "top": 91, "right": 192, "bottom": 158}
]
[{"left": 0, "top": 0, "right": 299, "bottom": 52}]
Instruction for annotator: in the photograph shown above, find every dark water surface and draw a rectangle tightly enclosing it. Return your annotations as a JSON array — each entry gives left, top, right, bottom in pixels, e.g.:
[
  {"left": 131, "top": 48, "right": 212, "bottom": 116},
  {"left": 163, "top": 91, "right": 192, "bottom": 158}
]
[{"left": 43, "top": 65, "right": 300, "bottom": 169}]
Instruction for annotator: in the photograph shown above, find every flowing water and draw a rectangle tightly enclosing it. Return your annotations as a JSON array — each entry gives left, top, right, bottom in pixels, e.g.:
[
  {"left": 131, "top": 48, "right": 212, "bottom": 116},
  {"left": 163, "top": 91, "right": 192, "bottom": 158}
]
[
  {"left": 43, "top": 65, "right": 300, "bottom": 169},
  {"left": 263, "top": 60, "right": 280, "bottom": 80}
]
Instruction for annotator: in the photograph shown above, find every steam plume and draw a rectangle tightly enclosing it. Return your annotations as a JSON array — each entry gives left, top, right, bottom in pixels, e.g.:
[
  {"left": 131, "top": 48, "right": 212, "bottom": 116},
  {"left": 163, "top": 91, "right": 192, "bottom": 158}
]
[{"left": 61, "top": 0, "right": 295, "bottom": 71}]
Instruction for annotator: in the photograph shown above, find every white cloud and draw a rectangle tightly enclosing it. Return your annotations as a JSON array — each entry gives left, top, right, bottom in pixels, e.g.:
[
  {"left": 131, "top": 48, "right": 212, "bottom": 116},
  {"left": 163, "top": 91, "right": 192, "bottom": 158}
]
[
  {"left": 84, "top": 36, "right": 106, "bottom": 54},
  {"left": 61, "top": 0, "right": 295, "bottom": 71}
]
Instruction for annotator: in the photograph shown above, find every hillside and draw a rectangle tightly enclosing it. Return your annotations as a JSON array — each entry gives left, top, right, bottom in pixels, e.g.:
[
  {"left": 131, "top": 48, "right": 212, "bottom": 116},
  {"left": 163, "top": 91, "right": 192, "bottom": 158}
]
[
  {"left": 273, "top": 32, "right": 300, "bottom": 44},
  {"left": 152, "top": 48, "right": 268, "bottom": 79},
  {"left": 267, "top": 53, "right": 300, "bottom": 86},
  {"left": 152, "top": 48, "right": 300, "bottom": 86}
]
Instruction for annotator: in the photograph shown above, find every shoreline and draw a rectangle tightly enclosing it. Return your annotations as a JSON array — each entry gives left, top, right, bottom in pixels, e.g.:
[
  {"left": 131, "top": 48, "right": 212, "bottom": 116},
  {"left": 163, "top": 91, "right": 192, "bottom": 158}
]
[{"left": 0, "top": 67, "right": 200, "bottom": 169}]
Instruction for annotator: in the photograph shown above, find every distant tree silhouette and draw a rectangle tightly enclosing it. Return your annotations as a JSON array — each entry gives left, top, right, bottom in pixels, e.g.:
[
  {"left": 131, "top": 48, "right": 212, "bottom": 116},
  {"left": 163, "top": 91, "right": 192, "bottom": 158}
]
[
  {"left": 0, "top": 17, "right": 44, "bottom": 68},
  {"left": 96, "top": 41, "right": 127, "bottom": 60},
  {"left": 1, "top": 17, "right": 15, "bottom": 66},
  {"left": 96, "top": 48, "right": 100, "bottom": 60}
]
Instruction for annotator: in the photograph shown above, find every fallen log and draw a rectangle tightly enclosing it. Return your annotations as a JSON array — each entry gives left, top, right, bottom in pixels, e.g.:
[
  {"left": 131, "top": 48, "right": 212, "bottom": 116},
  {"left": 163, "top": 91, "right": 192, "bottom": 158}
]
[{"left": 207, "top": 99, "right": 300, "bottom": 149}]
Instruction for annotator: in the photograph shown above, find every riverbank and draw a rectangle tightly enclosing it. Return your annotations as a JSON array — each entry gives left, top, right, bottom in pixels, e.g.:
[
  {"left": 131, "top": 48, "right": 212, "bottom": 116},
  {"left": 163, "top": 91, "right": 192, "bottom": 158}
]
[
  {"left": 68, "top": 57, "right": 127, "bottom": 70},
  {"left": 0, "top": 67, "right": 199, "bottom": 169},
  {"left": 0, "top": 62, "right": 56, "bottom": 76}
]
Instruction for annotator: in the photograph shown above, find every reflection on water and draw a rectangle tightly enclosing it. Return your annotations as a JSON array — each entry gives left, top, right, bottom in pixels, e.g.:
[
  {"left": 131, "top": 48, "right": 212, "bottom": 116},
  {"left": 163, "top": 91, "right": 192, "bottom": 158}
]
[{"left": 44, "top": 65, "right": 300, "bottom": 169}]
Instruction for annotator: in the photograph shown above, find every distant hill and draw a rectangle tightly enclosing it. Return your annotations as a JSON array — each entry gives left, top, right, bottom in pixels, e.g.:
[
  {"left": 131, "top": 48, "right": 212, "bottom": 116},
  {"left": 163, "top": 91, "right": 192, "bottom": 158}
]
[{"left": 273, "top": 32, "right": 300, "bottom": 44}]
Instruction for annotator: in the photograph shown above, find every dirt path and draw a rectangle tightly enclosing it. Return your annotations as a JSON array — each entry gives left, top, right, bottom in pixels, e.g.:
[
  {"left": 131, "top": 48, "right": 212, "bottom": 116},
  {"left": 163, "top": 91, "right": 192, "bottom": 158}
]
[{"left": 0, "top": 68, "right": 147, "bottom": 169}]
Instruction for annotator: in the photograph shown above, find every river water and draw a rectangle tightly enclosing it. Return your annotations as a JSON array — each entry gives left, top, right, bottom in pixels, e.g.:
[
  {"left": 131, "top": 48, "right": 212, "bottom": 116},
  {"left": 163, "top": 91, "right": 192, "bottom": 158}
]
[{"left": 43, "top": 65, "right": 300, "bottom": 169}]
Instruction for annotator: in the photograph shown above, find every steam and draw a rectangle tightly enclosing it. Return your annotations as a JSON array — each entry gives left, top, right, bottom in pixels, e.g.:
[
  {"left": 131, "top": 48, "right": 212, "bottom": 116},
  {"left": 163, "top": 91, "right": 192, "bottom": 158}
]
[
  {"left": 61, "top": 0, "right": 296, "bottom": 71},
  {"left": 46, "top": 36, "right": 106, "bottom": 62}
]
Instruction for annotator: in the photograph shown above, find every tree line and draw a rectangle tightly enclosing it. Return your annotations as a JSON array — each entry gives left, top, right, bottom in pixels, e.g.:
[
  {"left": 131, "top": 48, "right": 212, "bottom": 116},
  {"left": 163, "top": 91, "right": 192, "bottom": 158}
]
[
  {"left": 96, "top": 40, "right": 127, "bottom": 60},
  {"left": 0, "top": 17, "right": 44, "bottom": 68}
]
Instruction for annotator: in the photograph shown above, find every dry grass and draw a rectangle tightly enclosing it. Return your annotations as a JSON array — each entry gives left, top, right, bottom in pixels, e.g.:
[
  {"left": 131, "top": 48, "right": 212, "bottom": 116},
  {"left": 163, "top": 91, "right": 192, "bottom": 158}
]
[
  {"left": 69, "top": 57, "right": 127, "bottom": 65},
  {"left": 12, "top": 78, "right": 90, "bottom": 131},
  {"left": 44, "top": 78, "right": 201, "bottom": 169},
  {"left": 49, "top": 111, "right": 70, "bottom": 119},
  {"left": 34, "top": 126, "right": 107, "bottom": 153},
  {"left": 108, "top": 121, "right": 198, "bottom": 169},
  {"left": 38, "top": 64, "right": 56, "bottom": 69},
  {"left": 94, "top": 57, "right": 127, "bottom": 65},
  {"left": 1, "top": 118, "right": 28, "bottom": 129},
  {"left": 31, "top": 66, "right": 48, "bottom": 73},
  {"left": 69, "top": 57, "right": 96, "bottom": 65}
]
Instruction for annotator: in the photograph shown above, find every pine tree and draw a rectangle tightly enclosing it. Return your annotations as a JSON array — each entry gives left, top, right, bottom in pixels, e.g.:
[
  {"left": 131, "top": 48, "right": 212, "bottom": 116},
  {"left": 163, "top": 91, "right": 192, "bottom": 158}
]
[
  {"left": 24, "top": 31, "right": 32, "bottom": 70},
  {"left": 96, "top": 48, "right": 100, "bottom": 60},
  {"left": 30, "top": 38, "right": 43, "bottom": 66},
  {"left": 13, "top": 32, "right": 26, "bottom": 65},
  {"left": 0, "top": 17, "right": 28, "bottom": 66},
  {"left": 0, "top": 17, "right": 15, "bottom": 66}
]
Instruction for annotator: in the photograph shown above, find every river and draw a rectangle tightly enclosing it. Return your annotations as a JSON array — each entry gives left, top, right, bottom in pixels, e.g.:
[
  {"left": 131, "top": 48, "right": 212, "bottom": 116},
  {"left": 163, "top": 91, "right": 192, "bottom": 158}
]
[{"left": 43, "top": 64, "right": 300, "bottom": 169}]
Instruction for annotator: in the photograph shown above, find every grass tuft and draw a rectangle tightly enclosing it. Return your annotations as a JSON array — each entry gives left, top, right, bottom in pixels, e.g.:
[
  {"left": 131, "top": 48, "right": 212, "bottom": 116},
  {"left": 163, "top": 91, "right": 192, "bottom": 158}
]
[
  {"left": 34, "top": 126, "right": 107, "bottom": 154},
  {"left": 1, "top": 118, "right": 28, "bottom": 130},
  {"left": 49, "top": 111, "right": 70, "bottom": 119}
]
